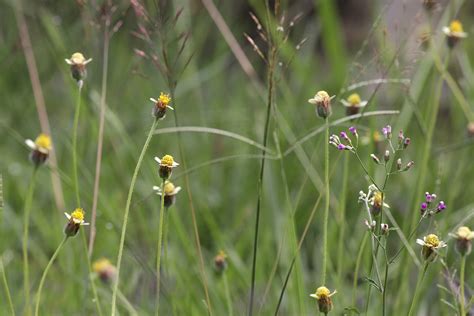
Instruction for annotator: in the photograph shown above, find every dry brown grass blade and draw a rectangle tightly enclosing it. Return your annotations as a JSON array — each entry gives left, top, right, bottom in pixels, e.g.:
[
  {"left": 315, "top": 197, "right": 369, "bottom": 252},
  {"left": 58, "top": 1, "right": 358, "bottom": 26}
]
[{"left": 14, "top": 5, "right": 65, "bottom": 211}]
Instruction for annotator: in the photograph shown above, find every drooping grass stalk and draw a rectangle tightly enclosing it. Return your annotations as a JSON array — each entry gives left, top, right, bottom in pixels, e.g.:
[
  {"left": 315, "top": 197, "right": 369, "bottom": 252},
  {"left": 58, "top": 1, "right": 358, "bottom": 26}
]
[
  {"left": 155, "top": 180, "right": 166, "bottom": 315},
  {"left": 459, "top": 255, "right": 466, "bottom": 315},
  {"left": 249, "top": 46, "right": 276, "bottom": 316},
  {"left": 111, "top": 119, "right": 158, "bottom": 315},
  {"left": 34, "top": 236, "right": 69, "bottom": 316},
  {"left": 322, "top": 117, "right": 330, "bottom": 285},
  {"left": 352, "top": 231, "right": 369, "bottom": 307},
  {"left": 89, "top": 14, "right": 111, "bottom": 255},
  {"left": 117, "top": 288, "right": 138, "bottom": 316},
  {"left": 223, "top": 272, "right": 233, "bottom": 316},
  {"left": 80, "top": 230, "right": 103, "bottom": 316},
  {"left": 407, "top": 262, "right": 429, "bottom": 316},
  {"left": 0, "top": 259, "right": 15, "bottom": 316},
  {"left": 72, "top": 85, "right": 82, "bottom": 206},
  {"left": 22, "top": 166, "right": 38, "bottom": 316}
]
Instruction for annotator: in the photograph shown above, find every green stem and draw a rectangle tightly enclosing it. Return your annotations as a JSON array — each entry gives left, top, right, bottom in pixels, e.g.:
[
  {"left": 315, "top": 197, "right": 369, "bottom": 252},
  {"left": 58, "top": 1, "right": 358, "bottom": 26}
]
[
  {"left": 155, "top": 180, "right": 166, "bottom": 316},
  {"left": 460, "top": 255, "right": 466, "bottom": 316},
  {"left": 352, "top": 232, "right": 369, "bottom": 307},
  {"left": 163, "top": 208, "right": 170, "bottom": 272},
  {"left": 337, "top": 153, "right": 349, "bottom": 284},
  {"left": 407, "top": 262, "right": 429, "bottom": 316},
  {"left": 0, "top": 258, "right": 15, "bottom": 316},
  {"left": 72, "top": 85, "right": 82, "bottom": 206},
  {"left": 382, "top": 237, "right": 389, "bottom": 316},
  {"left": 223, "top": 272, "right": 233, "bottom": 316},
  {"left": 111, "top": 119, "right": 158, "bottom": 315},
  {"left": 322, "top": 117, "right": 330, "bottom": 285},
  {"left": 81, "top": 230, "right": 103, "bottom": 316},
  {"left": 117, "top": 288, "right": 138, "bottom": 316},
  {"left": 34, "top": 236, "right": 68, "bottom": 316},
  {"left": 22, "top": 166, "right": 38, "bottom": 316}
]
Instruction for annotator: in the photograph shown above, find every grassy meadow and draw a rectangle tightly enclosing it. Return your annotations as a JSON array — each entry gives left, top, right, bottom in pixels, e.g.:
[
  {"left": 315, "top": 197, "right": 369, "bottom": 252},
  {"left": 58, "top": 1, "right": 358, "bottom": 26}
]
[{"left": 1, "top": 0, "right": 473, "bottom": 315}]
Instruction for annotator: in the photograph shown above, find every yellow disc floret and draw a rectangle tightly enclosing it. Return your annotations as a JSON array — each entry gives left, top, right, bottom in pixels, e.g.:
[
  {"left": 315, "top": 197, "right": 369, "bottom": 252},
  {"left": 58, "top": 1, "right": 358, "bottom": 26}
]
[
  {"left": 314, "top": 286, "right": 331, "bottom": 300},
  {"left": 347, "top": 93, "right": 361, "bottom": 106},
  {"left": 35, "top": 133, "right": 52, "bottom": 151},
  {"left": 164, "top": 181, "right": 176, "bottom": 195},
  {"left": 373, "top": 191, "right": 383, "bottom": 208},
  {"left": 158, "top": 92, "right": 171, "bottom": 107},
  {"left": 70, "top": 52, "right": 86, "bottom": 65},
  {"left": 449, "top": 20, "right": 464, "bottom": 33},
  {"left": 425, "top": 234, "right": 440, "bottom": 248},
  {"left": 93, "top": 258, "right": 112, "bottom": 274},
  {"left": 71, "top": 208, "right": 85, "bottom": 223},
  {"left": 316, "top": 90, "right": 330, "bottom": 100},
  {"left": 161, "top": 155, "right": 175, "bottom": 167},
  {"left": 456, "top": 226, "right": 473, "bottom": 240}
]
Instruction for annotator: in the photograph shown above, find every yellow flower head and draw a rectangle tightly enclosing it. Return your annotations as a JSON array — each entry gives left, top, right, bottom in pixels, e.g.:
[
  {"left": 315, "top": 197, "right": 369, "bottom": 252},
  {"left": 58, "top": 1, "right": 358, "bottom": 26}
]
[
  {"left": 454, "top": 226, "right": 474, "bottom": 240},
  {"left": 373, "top": 191, "right": 383, "bottom": 208},
  {"left": 164, "top": 181, "right": 176, "bottom": 195},
  {"left": 425, "top": 234, "right": 440, "bottom": 248},
  {"left": 449, "top": 20, "right": 464, "bottom": 33},
  {"left": 71, "top": 208, "right": 85, "bottom": 223},
  {"left": 314, "top": 286, "right": 330, "bottom": 300},
  {"left": 35, "top": 134, "right": 52, "bottom": 151},
  {"left": 161, "top": 155, "right": 175, "bottom": 167},
  {"left": 93, "top": 258, "right": 113, "bottom": 274},
  {"left": 347, "top": 93, "right": 361, "bottom": 106},
  {"left": 158, "top": 92, "right": 171, "bottom": 107}
]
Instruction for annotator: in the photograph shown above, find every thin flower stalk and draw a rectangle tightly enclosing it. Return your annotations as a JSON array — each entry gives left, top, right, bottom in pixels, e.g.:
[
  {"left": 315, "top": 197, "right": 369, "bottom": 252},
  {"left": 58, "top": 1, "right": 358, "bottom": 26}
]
[
  {"left": 72, "top": 85, "right": 82, "bottom": 206},
  {"left": 460, "top": 255, "right": 466, "bottom": 315},
  {"left": 223, "top": 272, "right": 233, "bottom": 316},
  {"left": 155, "top": 179, "right": 166, "bottom": 315},
  {"left": 322, "top": 117, "right": 330, "bottom": 284},
  {"left": 407, "top": 262, "right": 429, "bottom": 316},
  {"left": 111, "top": 118, "right": 158, "bottom": 315},
  {"left": 34, "top": 236, "right": 68, "bottom": 316},
  {"left": 0, "top": 259, "right": 15, "bottom": 316}
]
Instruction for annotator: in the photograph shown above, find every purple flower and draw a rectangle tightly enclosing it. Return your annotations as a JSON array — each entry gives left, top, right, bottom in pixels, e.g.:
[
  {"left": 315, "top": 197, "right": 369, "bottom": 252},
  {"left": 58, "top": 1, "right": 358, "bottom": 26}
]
[
  {"left": 404, "top": 138, "right": 411, "bottom": 149},
  {"left": 382, "top": 125, "right": 392, "bottom": 138},
  {"left": 349, "top": 126, "right": 357, "bottom": 135},
  {"left": 340, "top": 131, "right": 349, "bottom": 141},
  {"left": 425, "top": 192, "right": 433, "bottom": 203},
  {"left": 421, "top": 202, "right": 428, "bottom": 210},
  {"left": 337, "top": 144, "right": 346, "bottom": 151},
  {"left": 437, "top": 201, "right": 446, "bottom": 212}
]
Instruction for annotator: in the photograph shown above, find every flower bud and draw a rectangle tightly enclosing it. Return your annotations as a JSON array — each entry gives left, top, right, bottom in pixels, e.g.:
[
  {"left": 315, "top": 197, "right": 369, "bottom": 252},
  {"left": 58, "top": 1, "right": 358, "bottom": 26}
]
[
  {"left": 214, "top": 250, "right": 228, "bottom": 274},
  {"left": 308, "top": 91, "right": 334, "bottom": 119},
  {"left": 371, "top": 154, "right": 381, "bottom": 165},
  {"left": 450, "top": 226, "right": 474, "bottom": 256},
  {"left": 403, "top": 138, "right": 411, "bottom": 149},
  {"left": 65, "top": 52, "right": 93, "bottom": 85},
  {"left": 381, "top": 223, "right": 389, "bottom": 235},
  {"left": 93, "top": 258, "right": 117, "bottom": 283},
  {"left": 397, "top": 158, "right": 402, "bottom": 171},
  {"left": 384, "top": 150, "right": 390, "bottom": 162},
  {"left": 310, "top": 286, "right": 336, "bottom": 314}
]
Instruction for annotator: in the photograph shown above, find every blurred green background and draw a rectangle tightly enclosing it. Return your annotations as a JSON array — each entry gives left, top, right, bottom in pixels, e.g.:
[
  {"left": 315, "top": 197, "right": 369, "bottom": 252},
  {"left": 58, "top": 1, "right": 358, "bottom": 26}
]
[{"left": 1, "top": 0, "right": 473, "bottom": 315}]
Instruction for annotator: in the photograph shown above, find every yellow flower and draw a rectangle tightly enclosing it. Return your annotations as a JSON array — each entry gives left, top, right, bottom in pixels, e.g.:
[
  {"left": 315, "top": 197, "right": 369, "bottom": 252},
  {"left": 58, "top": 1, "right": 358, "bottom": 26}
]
[
  {"left": 416, "top": 233, "right": 447, "bottom": 262},
  {"left": 64, "top": 208, "right": 89, "bottom": 237},
  {"left": 150, "top": 92, "right": 173, "bottom": 119},
  {"left": 442, "top": 20, "right": 467, "bottom": 45},
  {"left": 310, "top": 286, "right": 337, "bottom": 314},
  {"left": 214, "top": 250, "right": 228, "bottom": 273},
  {"left": 369, "top": 190, "right": 389, "bottom": 215},
  {"left": 153, "top": 180, "right": 182, "bottom": 208},
  {"left": 93, "top": 258, "right": 117, "bottom": 283},
  {"left": 65, "top": 52, "right": 93, "bottom": 66},
  {"left": 26, "top": 133, "right": 52, "bottom": 154},
  {"left": 155, "top": 155, "right": 179, "bottom": 179}
]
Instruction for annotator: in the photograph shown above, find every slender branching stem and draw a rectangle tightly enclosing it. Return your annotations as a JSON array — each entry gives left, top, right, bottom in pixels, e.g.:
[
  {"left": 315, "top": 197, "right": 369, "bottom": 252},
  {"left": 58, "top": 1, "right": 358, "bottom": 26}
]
[
  {"left": 72, "top": 85, "right": 82, "bottom": 206},
  {"left": 352, "top": 232, "right": 369, "bottom": 307},
  {"left": 155, "top": 180, "right": 166, "bottom": 315},
  {"left": 34, "top": 236, "right": 69, "bottom": 316},
  {"left": 22, "top": 166, "right": 38, "bottom": 316},
  {"left": 0, "top": 258, "right": 15, "bottom": 316},
  {"left": 407, "top": 262, "right": 429, "bottom": 316},
  {"left": 111, "top": 119, "right": 158, "bottom": 315},
  {"left": 460, "top": 255, "right": 466, "bottom": 316}
]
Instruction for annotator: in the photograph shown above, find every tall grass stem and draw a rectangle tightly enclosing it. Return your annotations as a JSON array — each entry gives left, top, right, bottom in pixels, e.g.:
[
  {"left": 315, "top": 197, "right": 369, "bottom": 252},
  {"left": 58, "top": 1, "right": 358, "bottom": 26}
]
[
  {"left": 322, "top": 117, "right": 330, "bottom": 284},
  {"left": 0, "top": 259, "right": 15, "bottom": 316},
  {"left": 460, "top": 255, "right": 466, "bottom": 315},
  {"left": 72, "top": 85, "right": 82, "bottom": 206},
  {"left": 407, "top": 262, "right": 429, "bottom": 316}
]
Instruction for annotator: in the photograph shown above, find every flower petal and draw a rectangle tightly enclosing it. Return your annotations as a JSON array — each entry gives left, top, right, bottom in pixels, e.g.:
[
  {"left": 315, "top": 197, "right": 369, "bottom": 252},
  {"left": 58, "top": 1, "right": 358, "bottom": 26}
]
[{"left": 25, "top": 139, "right": 36, "bottom": 150}]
